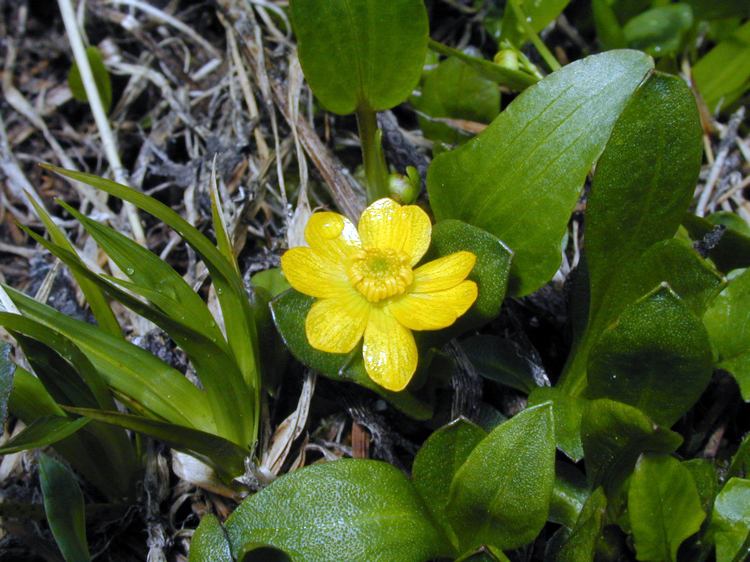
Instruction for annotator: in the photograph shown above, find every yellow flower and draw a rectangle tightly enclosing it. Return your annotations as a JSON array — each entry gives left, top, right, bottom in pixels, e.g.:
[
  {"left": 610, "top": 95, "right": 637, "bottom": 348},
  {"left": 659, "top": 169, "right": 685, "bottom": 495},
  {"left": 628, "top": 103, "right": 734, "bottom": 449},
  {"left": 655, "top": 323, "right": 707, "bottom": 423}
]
[{"left": 281, "top": 198, "right": 478, "bottom": 391}]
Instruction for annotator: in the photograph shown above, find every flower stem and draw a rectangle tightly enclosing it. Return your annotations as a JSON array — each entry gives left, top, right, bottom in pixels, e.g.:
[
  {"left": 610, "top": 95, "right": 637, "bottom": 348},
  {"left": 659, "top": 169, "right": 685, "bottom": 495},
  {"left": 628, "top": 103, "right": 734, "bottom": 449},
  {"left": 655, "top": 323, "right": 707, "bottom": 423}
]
[
  {"left": 508, "top": 0, "right": 561, "bottom": 73},
  {"left": 356, "top": 108, "right": 390, "bottom": 203}
]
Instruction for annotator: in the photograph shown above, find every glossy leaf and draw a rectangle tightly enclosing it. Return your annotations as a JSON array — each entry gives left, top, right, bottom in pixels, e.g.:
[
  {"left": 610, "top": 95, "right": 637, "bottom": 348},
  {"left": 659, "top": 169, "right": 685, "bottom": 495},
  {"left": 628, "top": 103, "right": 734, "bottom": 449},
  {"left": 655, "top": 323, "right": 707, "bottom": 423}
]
[
  {"left": 682, "top": 458, "right": 719, "bottom": 516},
  {"left": 0, "top": 342, "right": 13, "bottom": 426},
  {"left": 428, "top": 50, "right": 653, "bottom": 296},
  {"left": 5, "top": 285, "right": 214, "bottom": 432},
  {"left": 224, "top": 459, "right": 452, "bottom": 561},
  {"left": 727, "top": 433, "right": 750, "bottom": 481},
  {"left": 0, "top": 415, "right": 90, "bottom": 454},
  {"left": 38, "top": 453, "right": 91, "bottom": 562},
  {"left": 549, "top": 461, "right": 588, "bottom": 527},
  {"left": 706, "top": 478, "right": 750, "bottom": 562},
  {"left": 554, "top": 487, "right": 607, "bottom": 562},
  {"left": 581, "top": 399, "right": 683, "bottom": 497},
  {"left": 693, "top": 20, "right": 750, "bottom": 112},
  {"left": 290, "top": 0, "right": 428, "bottom": 114},
  {"left": 628, "top": 453, "right": 706, "bottom": 562},
  {"left": 63, "top": 406, "right": 249, "bottom": 482},
  {"left": 412, "top": 417, "right": 487, "bottom": 536},
  {"left": 428, "top": 39, "right": 539, "bottom": 91},
  {"left": 455, "top": 545, "right": 511, "bottom": 562},
  {"left": 528, "top": 386, "right": 587, "bottom": 461},
  {"left": 251, "top": 268, "right": 291, "bottom": 298},
  {"left": 270, "top": 290, "right": 434, "bottom": 419},
  {"left": 704, "top": 268, "right": 750, "bottom": 400},
  {"left": 188, "top": 514, "right": 233, "bottom": 562},
  {"left": 587, "top": 285, "right": 714, "bottom": 426},
  {"left": 682, "top": 213, "right": 750, "bottom": 274},
  {"left": 501, "top": 0, "right": 572, "bottom": 48},
  {"left": 413, "top": 54, "right": 500, "bottom": 145},
  {"left": 583, "top": 71, "right": 703, "bottom": 333},
  {"left": 460, "top": 334, "right": 538, "bottom": 393},
  {"left": 68, "top": 46, "right": 112, "bottom": 113},
  {"left": 447, "top": 402, "right": 555, "bottom": 552},
  {"left": 623, "top": 4, "right": 693, "bottom": 57}
]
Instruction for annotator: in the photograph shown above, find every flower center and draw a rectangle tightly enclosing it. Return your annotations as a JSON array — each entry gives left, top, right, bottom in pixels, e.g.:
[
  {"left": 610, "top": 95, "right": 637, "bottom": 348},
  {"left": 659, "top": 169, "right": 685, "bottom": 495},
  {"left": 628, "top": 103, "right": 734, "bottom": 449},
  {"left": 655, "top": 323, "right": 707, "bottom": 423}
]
[{"left": 348, "top": 246, "right": 413, "bottom": 303}]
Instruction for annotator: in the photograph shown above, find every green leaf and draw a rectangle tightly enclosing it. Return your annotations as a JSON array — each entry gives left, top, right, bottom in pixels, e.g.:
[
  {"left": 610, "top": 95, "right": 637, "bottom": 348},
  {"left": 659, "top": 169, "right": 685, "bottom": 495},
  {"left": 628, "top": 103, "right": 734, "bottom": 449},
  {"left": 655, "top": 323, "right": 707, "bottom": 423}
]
[
  {"left": 412, "top": 417, "right": 488, "bottom": 537},
  {"left": 224, "top": 459, "right": 452, "bottom": 561},
  {"left": 427, "top": 39, "right": 539, "bottom": 91},
  {"left": 684, "top": 0, "right": 750, "bottom": 20},
  {"left": 270, "top": 290, "right": 434, "bottom": 419},
  {"left": 623, "top": 4, "right": 694, "bottom": 57},
  {"left": 447, "top": 402, "right": 555, "bottom": 552},
  {"left": 68, "top": 46, "right": 112, "bottom": 113},
  {"left": 704, "top": 268, "right": 750, "bottom": 400},
  {"left": 290, "top": 0, "right": 428, "bottom": 114},
  {"left": 0, "top": 342, "right": 14, "bottom": 426},
  {"left": 528, "top": 386, "right": 587, "bottom": 460},
  {"left": 5, "top": 285, "right": 213, "bottom": 432},
  {"left": 501, "top": 0, "right": 572, "bottom": 48},
  {"left": 549, "top": 461, "right": 589, "bottom": 527},
  {"left": 0, "top": 415, "right": 90, "bottom": 454},
  {"left": 577, "top": 69, "right": 703, "bottom": 358},
  {"left": 460, "top": 334, "right": 539, "bottom": 393},
  {"left": 682, "top": 213, "right": 750, "bottom": 274},
  {"left": 63, "top": 406, "right": 249, "bottom": 482},
  {"left": 425, "top": 219, "right": 514, "bottom": 336},
  {"left": 38, "top": 453, "right": 91, "bottom": 562},
  {"left": 251, "top": 268, "right": 291, "bottom": 298},
  {"left": 628, "top": 453, "right": 706, "bottom": 562},
  {"left": 682, "top": 458, "right": 719, "bottom": 515},
  {"left": 581, "top": 399, "right": 683, "bottom": 497},
  {"left": 427, "top": 50, "right": 653, "bottom": 296},
  {"left": 553, "top": 487, "right": 607, "bottom": 562},
  {"left": 693, "top": 20, "right": 750, "bottom": 112},
  {"left": 593, "top": 0, "right": 627, "bottom": 50},
  {"left": 413, "top": 54, "right": 500, "bottom": 145},
  {"left": 455, "top": 545, "right": 511, "bottom": 562},
  {"left": 587, "top": 285, "right": 714, "bottom": 426},
  {"left": 706, "top": 478, "right": 750, "bottom": 562},
  {"left": 188, "top": 515, "right": 233, "bottom": 562}
]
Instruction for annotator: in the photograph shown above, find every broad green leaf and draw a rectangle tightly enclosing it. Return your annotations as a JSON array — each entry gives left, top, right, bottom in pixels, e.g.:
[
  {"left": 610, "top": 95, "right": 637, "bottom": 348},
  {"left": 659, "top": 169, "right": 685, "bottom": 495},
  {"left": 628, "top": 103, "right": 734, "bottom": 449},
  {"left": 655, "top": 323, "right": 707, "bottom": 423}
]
[
  {"left": 290, "top": 0, "right": 428, "bottom": 114},
  {"left": 0, "top": 415, "right": 90, "bottom": 454},
  {"left": 593, "top": 0, "right": 627, "bottom": 50},
  {"left": 553, "top": 487, "right": 607, "bottom": 562},
  {"left": 581, "top": 399, "right": 683, "bottom": 497},
  {"left": 64, "top": 407, "right": 248, "bottom": 482},
  {"left": 428, "top": 40, "right": 539, "bottom": 91},
  {"left": 727, "top": 434, "right": 750, "bottom": 481},
  {"left": 25, "top": 195, "right": 121, "bottom": 338},
  {"left": 412, "top": 417, "right": 487, "bottom": 537},
  {"left": 693, "top": 19, "right": 750, "bottom": 112},
  {"left": 68, "top": 46, "right": 112, "bottom": 113},
  {"left": 501, "top": 0, "right": 572, "bottom": 48},
  {"left": 583, "top": 71, "right": 702, "bottom": 333},
  {"left": 43, "top": 167, "right": 260, "bottom": 420},
  {"left": 460, "top": 334, "right": 538, "bottom": 393},
  {"left": 447, "top": 402, "right": 555, "bottom": 552},
  {"left": 549, "top": 461, "right": 588, "bottom": 527},
  {"left": 224, "top": 459, "right": 453, "bottom": 561},
  {"left": 706, "top": 478, "right": 750, "bottom": 561},
  {"left": 629, "top": 453, "right": 706, "bottom": 562},
  {"left": 5, "top": 286, "right": 214, "bottom": 432},
  {"left": 188, "top": 514, "right": 233, "bottom": 562},
  {"left": 251, "top": 268, "right": 291, "bottom": 298},
  {"left": 587, "top": 285, "right": 714, "bottom": 426},
  {"left": 623, "top": 4, "right": 694, "bottom": 57},
  {"left": 455, "top": 545, "right": 511, "bottom": 562},
  {"left": 270, "top": 289, "right": 433, "bottom": 419},
  {"left": 704, "top": 268, "right": 750, "bottom": 400},
  {"left": 0, "top": 342, "right": 14, "bottom": 425},
  {"left": 682, "top": 213, "right": 750, "bottom": 274},
  {"left": 423, "top": 219, "right": 514, "bottom": 337},
  {"left": 38, "top": 453, "right": 91, "bottom": 562},
  {"left": 683, "top": 458, "right": 719, "bottom": 515},
  {"left": 428, "top": 50, "right": 653, "bottom": 296},
  {"left": 413, "top": 54, "right": 500, "bottom": 145},
  {"left": 528, "top": 386, "right": 587, "bottom": 460}
]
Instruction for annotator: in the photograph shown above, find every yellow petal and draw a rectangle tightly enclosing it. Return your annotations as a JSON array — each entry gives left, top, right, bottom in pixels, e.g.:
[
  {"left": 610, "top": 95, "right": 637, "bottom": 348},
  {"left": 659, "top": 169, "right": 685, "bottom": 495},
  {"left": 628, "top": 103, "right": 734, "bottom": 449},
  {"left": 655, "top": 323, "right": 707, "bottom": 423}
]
[
  {"left": 281, "top": 247, "right": 350, "bottom": 298},
  {"left": 362, "top": 307, "right": 418, "bottom": 391},
  {"left": 305, "top": 293, "right": 369, "bottom": 354},
  {"left": 390, "top": 280, "right": 478, "bottom": 331},
  {"left": 411, "top": 251, "right": 477, "bottom": 293},
  {"left": 305, "top": 211, "right": 361, "bottom": 264},
  {"left": 358, "top": 198, "right": 431, "bottom": 265}
]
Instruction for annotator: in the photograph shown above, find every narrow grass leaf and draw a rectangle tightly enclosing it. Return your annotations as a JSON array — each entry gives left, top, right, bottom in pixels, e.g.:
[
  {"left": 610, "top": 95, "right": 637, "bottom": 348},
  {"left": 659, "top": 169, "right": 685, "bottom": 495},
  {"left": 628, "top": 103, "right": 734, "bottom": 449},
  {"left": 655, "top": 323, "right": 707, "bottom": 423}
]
[{"left": 0, "top": 415, "right": 90, "bottom": 454}]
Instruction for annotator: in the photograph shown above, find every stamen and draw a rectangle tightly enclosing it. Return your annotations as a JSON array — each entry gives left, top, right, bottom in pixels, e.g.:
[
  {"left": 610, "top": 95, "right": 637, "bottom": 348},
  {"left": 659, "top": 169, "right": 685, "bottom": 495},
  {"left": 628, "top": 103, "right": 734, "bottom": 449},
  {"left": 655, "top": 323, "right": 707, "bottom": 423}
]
[{"left": 348, "top": 246, "right": 414, "bottom": 302}]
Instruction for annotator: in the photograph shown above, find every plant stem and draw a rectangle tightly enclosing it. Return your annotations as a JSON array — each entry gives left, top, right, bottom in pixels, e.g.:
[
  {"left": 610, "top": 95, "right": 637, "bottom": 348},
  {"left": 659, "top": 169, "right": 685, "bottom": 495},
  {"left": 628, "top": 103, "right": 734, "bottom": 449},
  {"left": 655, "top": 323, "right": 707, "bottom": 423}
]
[
  {"left": 356, "top": 108, "right": 390, "bottom": 204},
  {"left": 508, "top": 0, "right": 561, "bottom": 73}
]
